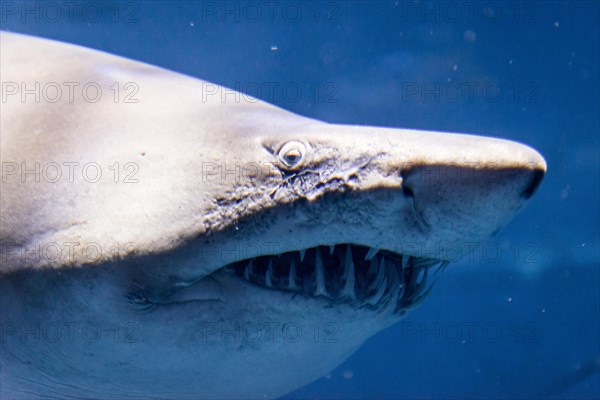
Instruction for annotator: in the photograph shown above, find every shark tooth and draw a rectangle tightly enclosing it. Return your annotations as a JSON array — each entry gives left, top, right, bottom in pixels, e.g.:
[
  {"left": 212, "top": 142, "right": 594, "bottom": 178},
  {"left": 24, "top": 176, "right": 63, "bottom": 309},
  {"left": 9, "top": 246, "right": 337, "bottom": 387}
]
[
  {"left": 368, "top": 256, "right": 386, "bottom": 293},
  {"left": 244, "top": 259, "right": 254, "bottom": 281},
  {"left": 382, "top": 262, "right": 401, "bottom": 313},
  {"left": 416, "top": 267, "right": 426, "bottom": 285},
  {"left": 402, "top": 254, "right": 410, "bottom": 269},
  {"left": 329, "top": 244, "right": 335, "bottom": 255},
  {"left": 364, "top": 277, "right": 388, "bottom": 306},
  {"left": 365, "top": 247, "right": 379, "bottom": 261},
  {"left": 340, "top": 246, "right": 356, "bottom": 300},
  {"left": 265, "top": 259, "right": 274, "bottom": 288},
  {"left": 414, "top": 268, "right": 429, "bottom": 294},
  {"left": 380, "top": 257, "right": 400, "bottom": 305},
  {"left": 314, "top": 249, "right": 329, "bottom": 298},
  {"left": 288, "top": 258, "right": 299, "bottom": 290},
  {"left": 299, "top": 249, "right": 306, "bottom": 262},
  {"left": 398, "top": 279, "right": 405, "bottom": 300},
  {"left": 434, "top": 260, "right": 450, "bottom": 277},
  {"left": 389, "top": 260, "right": 404, "bottom": 304},
  {"left": 387, "top": 258, "right": 399, "bottom": 286},
  {"left": 368, "top": 257, "right": 378, "bottom": 276}
]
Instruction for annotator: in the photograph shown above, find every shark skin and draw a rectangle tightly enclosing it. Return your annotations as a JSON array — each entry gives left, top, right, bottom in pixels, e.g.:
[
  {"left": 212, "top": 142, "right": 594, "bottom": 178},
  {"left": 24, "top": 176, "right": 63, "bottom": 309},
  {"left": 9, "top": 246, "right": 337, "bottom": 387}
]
[{"left": 0, "top": 31, "right": 546, "bottom": 399}]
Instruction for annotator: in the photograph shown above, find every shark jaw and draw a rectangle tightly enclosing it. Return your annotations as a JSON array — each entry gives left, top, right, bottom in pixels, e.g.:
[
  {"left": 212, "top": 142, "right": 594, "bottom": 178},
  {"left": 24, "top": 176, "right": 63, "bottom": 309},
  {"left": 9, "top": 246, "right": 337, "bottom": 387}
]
[
  {"left": 129, "top": 243, "right": 446, "bottom": 316},
  {"left": 228, "top": 245, "right": 442, "bottom": 312}
]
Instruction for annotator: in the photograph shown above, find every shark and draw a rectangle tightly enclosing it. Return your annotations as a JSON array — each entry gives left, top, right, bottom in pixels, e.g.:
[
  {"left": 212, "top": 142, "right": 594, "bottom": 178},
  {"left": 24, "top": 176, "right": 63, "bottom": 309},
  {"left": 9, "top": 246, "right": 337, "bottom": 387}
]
[{"left": 0, "top": 31, "right": 546, "bottom": 399}]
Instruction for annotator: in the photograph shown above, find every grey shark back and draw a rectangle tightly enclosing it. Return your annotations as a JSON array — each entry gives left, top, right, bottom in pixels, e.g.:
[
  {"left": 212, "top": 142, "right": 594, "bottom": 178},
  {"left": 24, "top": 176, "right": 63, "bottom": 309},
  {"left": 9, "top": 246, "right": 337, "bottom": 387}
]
[{"left": 0, "top": 31, "right": 546, "bottom": 399}]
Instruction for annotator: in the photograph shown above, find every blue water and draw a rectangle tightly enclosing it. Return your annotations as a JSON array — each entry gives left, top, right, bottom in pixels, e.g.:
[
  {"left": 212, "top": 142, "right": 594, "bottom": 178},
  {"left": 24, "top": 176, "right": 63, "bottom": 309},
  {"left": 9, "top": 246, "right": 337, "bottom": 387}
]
[{"left": 2, "top": 1, "right": 598, "bottom": 398}]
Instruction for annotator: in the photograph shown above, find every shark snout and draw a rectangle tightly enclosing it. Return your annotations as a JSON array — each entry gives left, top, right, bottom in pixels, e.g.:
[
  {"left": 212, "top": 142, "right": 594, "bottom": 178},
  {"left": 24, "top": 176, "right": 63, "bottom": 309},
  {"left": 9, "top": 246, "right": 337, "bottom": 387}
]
[
  {"left": 304, "top": 125, "right": 546, "bottom": 249},
  {"left": 399, "top": 138, "right": 546, "bottom": 243},
  {"left": 520, "top": 167, "right": 545, "bottom": 199}
]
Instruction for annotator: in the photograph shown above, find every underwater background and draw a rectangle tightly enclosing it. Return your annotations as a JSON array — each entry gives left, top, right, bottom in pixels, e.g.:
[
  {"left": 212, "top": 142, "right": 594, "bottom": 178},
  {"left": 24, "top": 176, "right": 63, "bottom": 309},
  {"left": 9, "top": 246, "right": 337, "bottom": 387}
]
[{"left": 1, "top": 0, "right": 598, "bottom": 398}]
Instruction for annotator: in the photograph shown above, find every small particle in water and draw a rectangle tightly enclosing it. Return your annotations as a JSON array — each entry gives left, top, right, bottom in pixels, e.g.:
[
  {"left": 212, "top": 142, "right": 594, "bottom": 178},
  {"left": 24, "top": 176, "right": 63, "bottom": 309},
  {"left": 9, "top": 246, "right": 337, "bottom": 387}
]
[
  {"left": 270, "top": 45, "right": 278, "bottom": 51},
  {"left": 463, "top": 30, "right": 476, "bottom": 42},
  {"left": 553, "top": 21, "right": 560, "bottom": 28},
  {"left": 483, "top": 6, "right": 497, "bottom": 19},
  {"left": 509, "top": 59, "right": 513, "bottom": 64},
  {"left": 568, "top": 52, "right": 575, "bottom": 67},
  {"left": 190, "top": 22, "right": 195, "bottom": 27},
  {"left": 560, "top": 185, "right": 570, "bottom": 199},
  {"left": 507, "top": 297, "right": 513, "bottom": 303},
  {"left": 541, "top": 308, "right": 546, "bottom": 313},
  {"left": 343, "top": 370, "right": 354, "bottom": 379},
  {"left": 452, "top": 64, "right": 458, "bottom": 71},
  {"left": 324, "top": 373, "right": 332, "bottom": 380}
]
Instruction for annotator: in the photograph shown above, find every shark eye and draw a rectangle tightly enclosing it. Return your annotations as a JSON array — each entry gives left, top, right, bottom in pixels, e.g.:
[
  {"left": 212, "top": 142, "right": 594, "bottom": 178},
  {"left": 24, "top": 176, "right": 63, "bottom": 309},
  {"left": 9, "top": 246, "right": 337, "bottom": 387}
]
[{"left": 277, "top": 141, "right": 306, "bottom": 169}]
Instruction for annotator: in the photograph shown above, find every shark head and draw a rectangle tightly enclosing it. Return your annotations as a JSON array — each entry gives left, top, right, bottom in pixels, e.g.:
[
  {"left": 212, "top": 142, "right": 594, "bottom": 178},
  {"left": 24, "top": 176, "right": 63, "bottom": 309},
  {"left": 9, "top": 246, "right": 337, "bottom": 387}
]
[{"left": 0, "top": 32, "right": 545, "bottom": 399}]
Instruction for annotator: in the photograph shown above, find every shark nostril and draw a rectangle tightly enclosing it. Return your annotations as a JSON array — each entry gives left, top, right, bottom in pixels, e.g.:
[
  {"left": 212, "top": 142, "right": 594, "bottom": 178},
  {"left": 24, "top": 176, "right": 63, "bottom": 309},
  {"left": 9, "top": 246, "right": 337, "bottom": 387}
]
[
  {"left": 402, "top": 184, "right": 414, "bottom": 199},
  {"left": 521, "top": 168, "right": 545, "bottom": 199},
  {"left": 402, "top": 183, "right": 430, "bottom": 232}
]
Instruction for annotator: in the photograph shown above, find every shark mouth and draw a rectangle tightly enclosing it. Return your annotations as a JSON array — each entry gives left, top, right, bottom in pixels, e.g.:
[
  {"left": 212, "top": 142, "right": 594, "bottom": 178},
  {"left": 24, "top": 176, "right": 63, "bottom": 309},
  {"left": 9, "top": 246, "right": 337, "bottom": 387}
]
[{"left": 226, "top": 244, "right": 447, "bottom": 314}]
